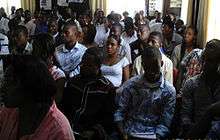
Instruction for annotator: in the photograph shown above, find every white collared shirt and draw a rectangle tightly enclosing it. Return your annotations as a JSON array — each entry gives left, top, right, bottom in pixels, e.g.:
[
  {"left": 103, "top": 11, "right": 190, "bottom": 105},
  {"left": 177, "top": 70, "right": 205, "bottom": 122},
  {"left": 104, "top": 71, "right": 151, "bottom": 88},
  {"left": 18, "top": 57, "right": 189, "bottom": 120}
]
[
  {"left": 118, "top": 38, "right": 132, "bottom": 64},
  {"left": 0, "top": 17, "right": 9, "bottom": 35},
  {"left": 23, "top": 42, "right": 33, "bottom": 54},
  {"left": 132, "top": 52, "right": 173, "bottom": 84},
  {"left": 121, "top": 31, "right": 138, "bottom": 45},
  {"left": 25, "top": 19, "right": 36, "bottom": 36},
  {"left": 55, "top": 42, "right": 87, "bottom": 78},
  {"left": 0, "top": 33, "right": 9, "bottom": 55}
]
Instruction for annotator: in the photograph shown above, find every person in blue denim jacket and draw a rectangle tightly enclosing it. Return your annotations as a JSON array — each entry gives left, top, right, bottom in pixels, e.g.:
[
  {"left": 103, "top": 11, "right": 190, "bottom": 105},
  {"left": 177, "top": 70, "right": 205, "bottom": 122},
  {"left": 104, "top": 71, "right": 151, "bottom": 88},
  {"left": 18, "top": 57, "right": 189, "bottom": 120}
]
[{"left": 115, "top": 45, "right": 176, "bottom": 140}]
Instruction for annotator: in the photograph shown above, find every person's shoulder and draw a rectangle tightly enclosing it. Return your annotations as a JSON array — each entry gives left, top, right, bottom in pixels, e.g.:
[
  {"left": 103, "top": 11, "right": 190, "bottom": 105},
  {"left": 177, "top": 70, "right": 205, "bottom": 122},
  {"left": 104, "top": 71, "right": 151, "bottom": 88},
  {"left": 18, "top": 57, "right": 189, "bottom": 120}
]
[
  {"left": 119, "top": 56, "right": 129, "bottom": 63},
  {"left": 47, "top": 103, "right": 74, "bottom": 139},
  {"left": 3, "top": 17, "right": 9, "bottom": 22},
  {"left": 183, "top": 74, "right": 201, "bottom": 88},
  {"left": 187, "top": 74, "right": 201, "bottom": 81},
  {"left": 118, "top": 75, "right": 142, "bottom": 93},
  {"left": 134, "top": 55, "right": 142, "bottom": 63},
  {"left": 97, "top": 76, "right": 116, "bottom": 92},
  {"left": 174, "top": 32, "right": 182, "bottom": 38},
  {"left": 0, "top": 107, "right": 17, "bottom": 119},
  {"left": 162, "top": 53, "right": 173, "bottom": 65},
  {"left": 174, "top": 32, "right": 183, "bottom": 42},
  {"left": 175, "top": 44, "right": 182, "bottom": 50},
  {"left": 76, "top": 42, "right": 87, "bottom": 51},
  {"left": 191, "top": 48, "right": 203, "bottom": 55}
]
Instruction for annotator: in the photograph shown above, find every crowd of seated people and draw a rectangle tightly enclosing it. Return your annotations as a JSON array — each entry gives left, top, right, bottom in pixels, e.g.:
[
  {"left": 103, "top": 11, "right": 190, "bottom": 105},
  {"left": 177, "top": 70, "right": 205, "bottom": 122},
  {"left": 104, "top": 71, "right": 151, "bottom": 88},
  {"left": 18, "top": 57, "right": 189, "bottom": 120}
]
[{"left": 0, "top": 5, "right": 220, "bottom": 140}]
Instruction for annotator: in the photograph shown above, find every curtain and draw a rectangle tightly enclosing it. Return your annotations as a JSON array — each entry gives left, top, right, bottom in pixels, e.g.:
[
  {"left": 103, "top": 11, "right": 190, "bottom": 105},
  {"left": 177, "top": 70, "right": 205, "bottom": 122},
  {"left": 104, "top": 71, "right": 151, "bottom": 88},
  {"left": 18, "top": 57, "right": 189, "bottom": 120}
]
[
  {"left": 20, "top": 0, "right": 36, "bottom": 13},
  {"left": 90, "top": 0, "right": 108, "bottom": 15},
  {"left": 196, "top": 0, "right": 209, "bottom": 48},
  {"left": 186, "top": 0, "right": 193, "bottom": 25}
]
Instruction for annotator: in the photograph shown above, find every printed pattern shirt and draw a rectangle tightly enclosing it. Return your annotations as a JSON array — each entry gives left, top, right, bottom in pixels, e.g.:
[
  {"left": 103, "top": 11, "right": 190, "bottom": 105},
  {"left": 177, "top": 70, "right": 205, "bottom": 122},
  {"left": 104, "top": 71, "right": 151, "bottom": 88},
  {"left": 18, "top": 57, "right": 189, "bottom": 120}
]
[{"left": 115, "top": 75, "right": 176, "bottom": 138}]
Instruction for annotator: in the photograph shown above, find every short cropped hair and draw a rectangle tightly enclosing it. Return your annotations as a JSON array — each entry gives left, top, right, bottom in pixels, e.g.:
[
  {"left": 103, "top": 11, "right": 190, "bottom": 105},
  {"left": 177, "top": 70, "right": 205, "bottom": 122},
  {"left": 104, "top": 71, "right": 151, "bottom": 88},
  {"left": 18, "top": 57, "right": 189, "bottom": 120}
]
[
  {"left": 63, "top": 20, "right": 82, "bottom": 32},
  {"left": 32, "top": 33, "right": 55, "bottom": 63},
  {"left": 14, "top": 25, "right": 28, "bottom": 37},
  {"left": 107, "top": 34, "right": 121, "bottom": 45},
  {"left": 203, "top": 39, "right": 220, "bottom": 60},
  {"left": 149, "top": 31, "right": 163, "bottom": 42},
  {"left": 162, "top": 15, "right": 174, "bottom": 31},
  {"left": 48, "top": 18, "right": 58, "bottom": 26},
  {"left": 111, "top": 22, "right": 123, "bottom": 31},
  {"left": 3, "top": 56, "right": 56, "bottom": 104},
  {"left": 142, "top": 45, "right": 162, "bottom": 62},
  {"left": 82, "top": 47, "right": 104, "bottom": 68},
  {"left": 82, "top": 24, "right": 97, "bottom": 44}
]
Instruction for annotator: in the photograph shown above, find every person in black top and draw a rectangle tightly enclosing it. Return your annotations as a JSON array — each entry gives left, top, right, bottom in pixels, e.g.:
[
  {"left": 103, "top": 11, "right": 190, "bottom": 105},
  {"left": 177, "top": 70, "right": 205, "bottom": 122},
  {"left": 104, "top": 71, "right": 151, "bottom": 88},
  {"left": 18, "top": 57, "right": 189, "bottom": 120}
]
[
  {"left": 60, "top": 47, "right": 116, "bottom": 137},
  {"left": 130, "top": 24, "right": 150, "bottom": 62},
  {"left": 48, "top": 18, "right": 64, "bottom": 47}
]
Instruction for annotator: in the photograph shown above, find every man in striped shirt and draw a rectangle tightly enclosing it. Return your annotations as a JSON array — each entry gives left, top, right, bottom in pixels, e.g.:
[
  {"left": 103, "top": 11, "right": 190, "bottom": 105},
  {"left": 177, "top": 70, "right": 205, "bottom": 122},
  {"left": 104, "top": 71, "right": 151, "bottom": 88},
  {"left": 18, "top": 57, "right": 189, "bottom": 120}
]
[{"left": 55, "top": 21, "right": 87, "bottom": 78}]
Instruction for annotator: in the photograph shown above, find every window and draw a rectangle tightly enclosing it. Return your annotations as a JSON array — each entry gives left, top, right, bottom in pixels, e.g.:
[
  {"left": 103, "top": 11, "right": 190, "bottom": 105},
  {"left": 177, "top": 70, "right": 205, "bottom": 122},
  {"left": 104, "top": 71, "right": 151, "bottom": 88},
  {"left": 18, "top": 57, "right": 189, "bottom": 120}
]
[{"left": 1, "top": 0, "right": 21, "bottom": 15}]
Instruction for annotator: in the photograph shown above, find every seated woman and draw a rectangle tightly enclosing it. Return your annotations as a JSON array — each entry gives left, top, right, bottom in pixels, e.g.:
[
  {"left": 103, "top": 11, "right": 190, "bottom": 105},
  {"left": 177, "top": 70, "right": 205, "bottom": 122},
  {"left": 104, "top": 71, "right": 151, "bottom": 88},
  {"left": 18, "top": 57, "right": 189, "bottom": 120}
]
[
  {"left": 101, "top": 34, "right": 130, "bottom": 87},
  {"left": 32, "top": 33, "right": 66, "bottom": 104},
  {"left": 60, "top": 47, "right": 116, "bottom": 137},
  {"left": 0, "top": 56, "right": 74, "bottom": 140},
  {"left": 171, "top": 26, "right": 200, "bottom": 90}
]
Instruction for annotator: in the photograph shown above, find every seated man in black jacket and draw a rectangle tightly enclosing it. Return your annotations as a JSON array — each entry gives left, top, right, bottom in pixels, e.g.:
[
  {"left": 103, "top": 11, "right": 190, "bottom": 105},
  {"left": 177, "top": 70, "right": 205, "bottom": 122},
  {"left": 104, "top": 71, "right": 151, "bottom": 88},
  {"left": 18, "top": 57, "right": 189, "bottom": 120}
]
[
  {"left": 60, "top": 47, "right": 116, "bottom": 136},
  {"left": 129, "top": 24, "right": 150, "bottom": 63}
]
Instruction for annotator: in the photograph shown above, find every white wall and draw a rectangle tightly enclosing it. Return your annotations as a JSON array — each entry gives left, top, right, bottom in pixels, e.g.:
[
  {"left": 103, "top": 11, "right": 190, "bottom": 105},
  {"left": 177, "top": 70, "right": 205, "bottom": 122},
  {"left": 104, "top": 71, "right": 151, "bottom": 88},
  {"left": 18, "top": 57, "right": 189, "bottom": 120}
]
[
  {"left": 207, "top": 0, "right": 220, "bottom": 41},
  {"left": 107, "top": 0, "right": 145, "bottom": 17}
]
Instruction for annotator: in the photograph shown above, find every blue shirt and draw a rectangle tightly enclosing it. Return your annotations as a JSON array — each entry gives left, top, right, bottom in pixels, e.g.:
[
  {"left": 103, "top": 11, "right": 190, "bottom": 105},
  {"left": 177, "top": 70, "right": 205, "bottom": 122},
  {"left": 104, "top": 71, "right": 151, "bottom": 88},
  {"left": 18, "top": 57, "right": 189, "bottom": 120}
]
[
  {"left": 55, "top": 42, "right": 87, "bottom": 78},
  {"left": 115, "top": 74, "right": 176, "bottom": 138}
]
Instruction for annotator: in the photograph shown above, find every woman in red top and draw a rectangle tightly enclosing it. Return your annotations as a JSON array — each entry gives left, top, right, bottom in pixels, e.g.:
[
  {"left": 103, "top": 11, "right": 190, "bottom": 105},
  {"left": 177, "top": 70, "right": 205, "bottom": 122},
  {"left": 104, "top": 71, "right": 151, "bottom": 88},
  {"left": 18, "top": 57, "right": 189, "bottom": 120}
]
[{"left": 0, "top": 56, "right": 74, "bottom": 140}]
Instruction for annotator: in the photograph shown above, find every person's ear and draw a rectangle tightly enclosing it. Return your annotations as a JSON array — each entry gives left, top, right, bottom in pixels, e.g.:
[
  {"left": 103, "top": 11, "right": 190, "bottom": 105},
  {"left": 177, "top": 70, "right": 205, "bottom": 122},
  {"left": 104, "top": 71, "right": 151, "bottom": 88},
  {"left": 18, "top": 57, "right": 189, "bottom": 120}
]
[
  {"left": 161, "top": 60, "right": 164, "bottom": 67},
  {"left": 76, "top": 31, "right": 82, "bottom": 39}
]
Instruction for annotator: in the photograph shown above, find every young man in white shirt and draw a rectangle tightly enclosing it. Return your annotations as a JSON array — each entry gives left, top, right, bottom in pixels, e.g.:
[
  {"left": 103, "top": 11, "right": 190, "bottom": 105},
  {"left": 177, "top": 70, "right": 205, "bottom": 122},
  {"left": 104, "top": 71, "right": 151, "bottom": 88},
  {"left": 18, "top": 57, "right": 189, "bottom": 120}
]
[
  {"left": 24, "top": 10, "right": 36, "bottom": 37},
  {"left": 55, "top": 21, "right": 87, "bottom": 78},
  {"left": 11, "top": 25, "right": 32, "bottom": 55},
  {"left": 0, "top": 12, "right": 9, "bottom": 35},
  {"left": 133, "top": 31, "right": 173, "bottom": 84}
]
